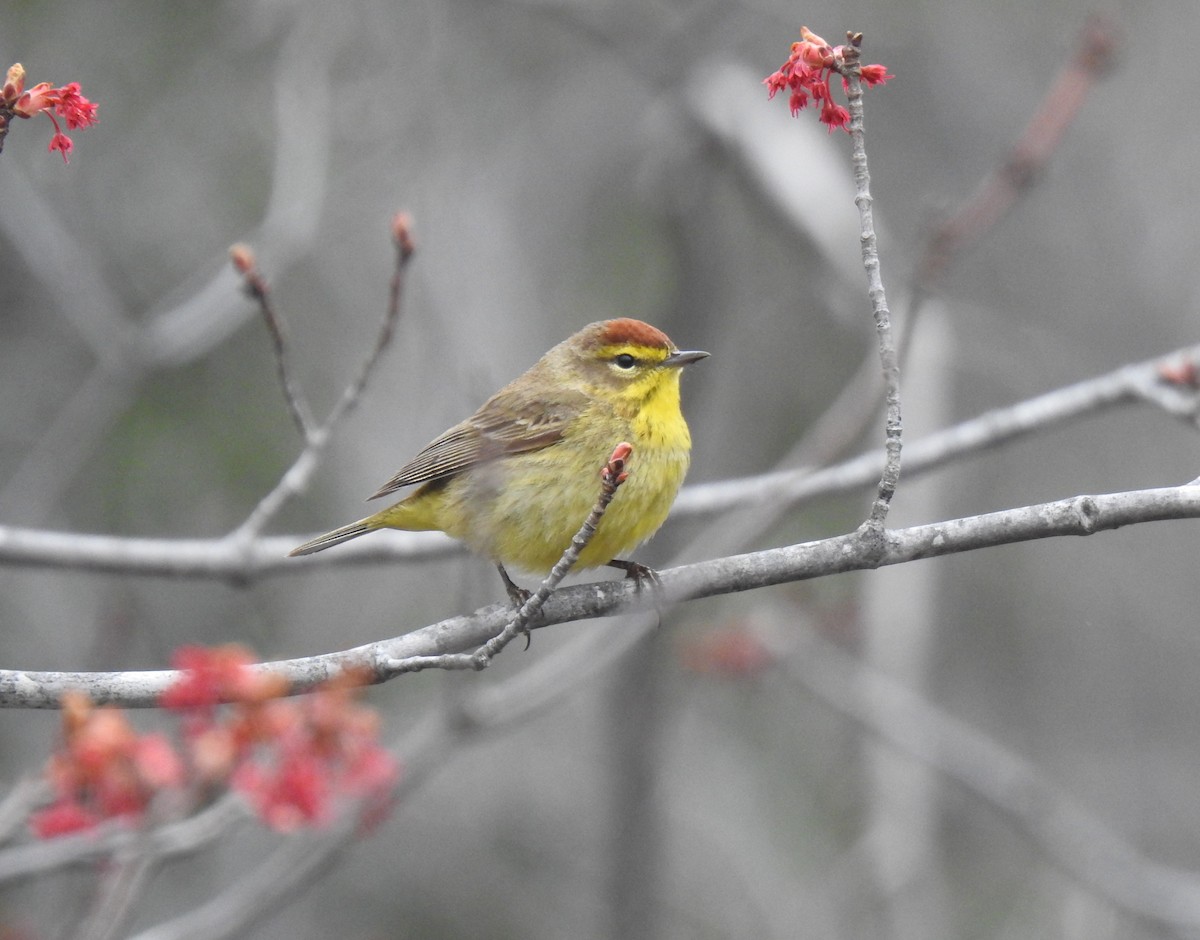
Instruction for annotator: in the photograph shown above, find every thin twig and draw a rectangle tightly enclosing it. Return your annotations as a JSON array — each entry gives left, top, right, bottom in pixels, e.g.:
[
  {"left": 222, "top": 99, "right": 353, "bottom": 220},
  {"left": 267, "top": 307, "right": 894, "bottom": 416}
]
[
  {"left": 230, "top": 244, "right": 315, "bottom": 440},
  {"left": 380, "top": 442, "right": 635, "bottom": 675},
  {"left": 480, "top": 441, "right": 635, "bottom": 661},
  {"left": 325, "top": 211, "right": 415, "bottom": 430},
  {"left": 803, "top": 19, "right": 1118, "bottom": 474},
  {"left": 226, "top": 212, "right": 416, "bottom": 543},
  {"left": 837, "top": 35, "right": 901, "bottom": 538}
]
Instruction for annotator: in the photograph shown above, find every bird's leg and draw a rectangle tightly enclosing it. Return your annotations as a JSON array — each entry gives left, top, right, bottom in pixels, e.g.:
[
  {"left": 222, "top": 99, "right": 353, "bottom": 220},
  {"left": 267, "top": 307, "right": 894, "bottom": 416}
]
[
  {"left": 609, "top": 559, "right": 664, "bottom": 629},
  {"left": 607, "top": 558, "right": 662, "bottom": 589},
  {"left": 495, "top": 564, "right": 535, "bottom": 649},
  {"left": 496, "top": 564, "right": 532, "bottom": 605}
]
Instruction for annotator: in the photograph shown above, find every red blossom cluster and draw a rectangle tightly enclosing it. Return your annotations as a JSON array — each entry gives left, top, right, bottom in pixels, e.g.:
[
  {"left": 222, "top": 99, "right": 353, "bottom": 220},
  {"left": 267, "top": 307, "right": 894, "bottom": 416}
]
[
  {"left": 230, "top": 679, "right": 398, "bottom": 831},
  {"left": 2, "top": 63, "right": 98, "bottom": 163},
  {"left": 33, "top": 645, "right": 399, "bottom": 838},
  {"left": 31, "top": 692, "right": 185, "bottom": 838},
  {"left": 764, "top": 27, "right": 892, "bottom": 132}
]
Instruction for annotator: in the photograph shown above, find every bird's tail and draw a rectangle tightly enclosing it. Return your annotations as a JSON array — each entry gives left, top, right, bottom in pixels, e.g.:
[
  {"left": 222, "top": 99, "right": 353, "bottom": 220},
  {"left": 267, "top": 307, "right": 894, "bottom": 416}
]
[{"left": 288, "top": 518, "right": 377, "bottom": 557}]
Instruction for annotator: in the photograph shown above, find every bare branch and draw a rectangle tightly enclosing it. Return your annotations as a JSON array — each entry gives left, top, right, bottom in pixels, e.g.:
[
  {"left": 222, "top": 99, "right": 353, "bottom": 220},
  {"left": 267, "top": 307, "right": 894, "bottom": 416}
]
[
  {"left": 230, "top": 243, "right": 315, "bottom": 440},
  {"left": 2, "top": 484, "right": 1198, "bottom": 709}
]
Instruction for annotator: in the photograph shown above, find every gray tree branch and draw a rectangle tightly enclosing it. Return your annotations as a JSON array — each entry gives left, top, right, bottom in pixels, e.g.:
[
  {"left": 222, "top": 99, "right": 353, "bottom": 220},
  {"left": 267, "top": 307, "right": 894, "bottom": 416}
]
[{"left": 2, "top": 483, "right": 1197, "bottom": 709}]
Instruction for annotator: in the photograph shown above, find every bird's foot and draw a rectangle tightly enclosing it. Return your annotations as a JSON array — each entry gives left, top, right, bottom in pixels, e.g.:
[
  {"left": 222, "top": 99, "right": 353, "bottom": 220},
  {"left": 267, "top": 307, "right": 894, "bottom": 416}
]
[
  {"left": 607, "top": 558, "right": 662, "bottom": 590},
  {"left": 496, "top": 565, "right": 534, "bottom": 650},
  {"left": 497, "top": 564, "right": 532, "bottom": 606}
]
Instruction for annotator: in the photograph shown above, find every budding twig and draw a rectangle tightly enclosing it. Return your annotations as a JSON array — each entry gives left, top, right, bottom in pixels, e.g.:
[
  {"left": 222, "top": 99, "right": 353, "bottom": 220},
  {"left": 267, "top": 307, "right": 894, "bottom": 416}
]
[
  {"left": 381, "top": 443, "right": 635, "bottom": 675},
  {"left": 324, "top": 212, "right": 416, "bottom": 430},
  {"left": 227, "top": 213, "right": 416, "bottom": 543},
  {"left": 485, "top": 441, "right": 635, "bottom": 658},
  {"left": 837, "top": 35, "right": 902, "bottom": 538},
  {"left": 229, "top": 244, "right": 315, "bottom": 440}
]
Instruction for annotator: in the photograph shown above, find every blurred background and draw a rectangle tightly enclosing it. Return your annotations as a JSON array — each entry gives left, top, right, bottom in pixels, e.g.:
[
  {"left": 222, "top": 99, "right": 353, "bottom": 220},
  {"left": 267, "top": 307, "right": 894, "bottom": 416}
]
[{"left": 3, "top": 0, "right": 1200, "bottom": 937}]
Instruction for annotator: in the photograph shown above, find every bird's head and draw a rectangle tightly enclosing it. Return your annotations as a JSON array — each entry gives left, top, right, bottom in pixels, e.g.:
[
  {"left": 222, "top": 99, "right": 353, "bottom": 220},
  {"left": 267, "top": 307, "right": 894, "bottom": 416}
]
[{"left": 559, "top": 318, "right": 709, "bottom": 406}]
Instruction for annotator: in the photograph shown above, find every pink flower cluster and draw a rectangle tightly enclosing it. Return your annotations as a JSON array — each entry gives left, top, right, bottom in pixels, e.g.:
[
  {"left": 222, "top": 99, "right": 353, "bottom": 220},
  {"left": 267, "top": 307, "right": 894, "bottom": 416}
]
[
  {"left": 764, "top": 27, "right": 892, "bottom": 132},
  {"left": 32, "top": 692, "right": 185, "bottom": 838},
  {"left": 33, "top": 645, "right": 399, "bottom": 838},
  {"left": 2, "top": 63, "right": 98, "bottom": 163}
]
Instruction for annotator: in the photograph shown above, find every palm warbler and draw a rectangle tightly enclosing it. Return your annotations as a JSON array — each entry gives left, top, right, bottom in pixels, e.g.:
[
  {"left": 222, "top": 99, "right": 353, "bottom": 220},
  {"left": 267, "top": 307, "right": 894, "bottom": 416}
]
[{"left": 289, "top": 318, "right": 708, "bottom": 595}]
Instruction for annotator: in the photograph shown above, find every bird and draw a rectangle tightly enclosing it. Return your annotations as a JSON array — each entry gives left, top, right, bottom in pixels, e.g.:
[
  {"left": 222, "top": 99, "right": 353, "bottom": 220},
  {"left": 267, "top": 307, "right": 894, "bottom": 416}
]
[{"left": 289, "top": 318, "right": 708, "bottom": 599}]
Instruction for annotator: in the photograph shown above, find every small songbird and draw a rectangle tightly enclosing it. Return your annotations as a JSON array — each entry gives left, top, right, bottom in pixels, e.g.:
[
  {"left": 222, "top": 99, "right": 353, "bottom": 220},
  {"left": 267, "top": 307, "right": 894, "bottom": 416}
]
[{"left": 289, "top": 318, "right": 708, "bottom": 597}]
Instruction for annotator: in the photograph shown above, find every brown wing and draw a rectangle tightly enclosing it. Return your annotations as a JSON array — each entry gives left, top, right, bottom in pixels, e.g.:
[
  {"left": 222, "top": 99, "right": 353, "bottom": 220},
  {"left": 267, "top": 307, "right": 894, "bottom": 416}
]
[{"left": 367, "top": 385, "right": 588, "bottom": 500}]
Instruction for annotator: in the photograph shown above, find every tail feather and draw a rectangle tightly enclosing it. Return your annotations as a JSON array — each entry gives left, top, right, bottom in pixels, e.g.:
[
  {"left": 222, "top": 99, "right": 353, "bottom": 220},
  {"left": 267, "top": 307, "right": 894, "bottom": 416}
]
[{"left": 288, "top": 519, "right": 376, "bottom": 557}]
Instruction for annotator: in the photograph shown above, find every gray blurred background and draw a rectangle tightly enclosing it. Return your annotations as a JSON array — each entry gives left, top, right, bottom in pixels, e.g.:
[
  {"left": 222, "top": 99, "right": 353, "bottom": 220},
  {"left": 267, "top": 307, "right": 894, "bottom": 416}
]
[{"left": 3, "top": 0, "right": 1200, "bottom": 938}]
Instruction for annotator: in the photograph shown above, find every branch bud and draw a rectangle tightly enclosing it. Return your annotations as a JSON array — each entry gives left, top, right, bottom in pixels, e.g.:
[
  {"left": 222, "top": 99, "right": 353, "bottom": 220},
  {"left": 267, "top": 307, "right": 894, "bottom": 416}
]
[
  {"left": 229, "top": 243, "right": 257, "bottom": 276},
  {"left": 391, "top": 211, "right": 416, "bottom": 260}
]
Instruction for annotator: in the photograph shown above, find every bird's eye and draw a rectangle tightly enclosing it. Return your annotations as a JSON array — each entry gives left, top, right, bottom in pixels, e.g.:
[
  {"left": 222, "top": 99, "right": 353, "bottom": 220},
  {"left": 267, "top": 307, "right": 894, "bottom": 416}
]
[{"left": 614, "top": 353, "right": 637, "bottom": 369}]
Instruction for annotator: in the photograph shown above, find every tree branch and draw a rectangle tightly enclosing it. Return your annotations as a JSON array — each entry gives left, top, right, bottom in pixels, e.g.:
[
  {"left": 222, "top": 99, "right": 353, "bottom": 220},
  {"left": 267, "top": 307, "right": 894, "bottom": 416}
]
[{"left": 2, "top": 484, "right": 1197, "bottom": 709}]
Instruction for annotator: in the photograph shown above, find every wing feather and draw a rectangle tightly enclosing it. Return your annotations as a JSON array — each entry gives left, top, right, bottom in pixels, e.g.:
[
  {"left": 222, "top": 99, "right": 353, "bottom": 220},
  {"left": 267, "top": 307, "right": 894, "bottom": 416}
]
[{"left": 367, "top": 386, "right": 587, "bottom": 500}]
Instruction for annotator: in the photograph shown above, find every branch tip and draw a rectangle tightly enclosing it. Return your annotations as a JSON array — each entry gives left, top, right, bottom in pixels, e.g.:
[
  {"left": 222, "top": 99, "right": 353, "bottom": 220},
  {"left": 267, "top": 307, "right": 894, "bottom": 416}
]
[
  {"left": 1079, "top": 14, "right": 1119, "bottom": 76},
  {"left": 229, "top": 243, "right": 257, "bottom": 277},
  {"left": 602, "top": 442, "right": 634, "bottom": 485},
  {"left": 391, "top": 211, "right": 416, "bottom": 260}
]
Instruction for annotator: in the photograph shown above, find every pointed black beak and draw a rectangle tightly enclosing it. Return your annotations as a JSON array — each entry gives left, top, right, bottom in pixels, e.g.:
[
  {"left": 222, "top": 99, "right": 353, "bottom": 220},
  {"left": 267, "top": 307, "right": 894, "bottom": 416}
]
[{"left": 664, "top": 349, "right": 710, "bottom": 368}]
